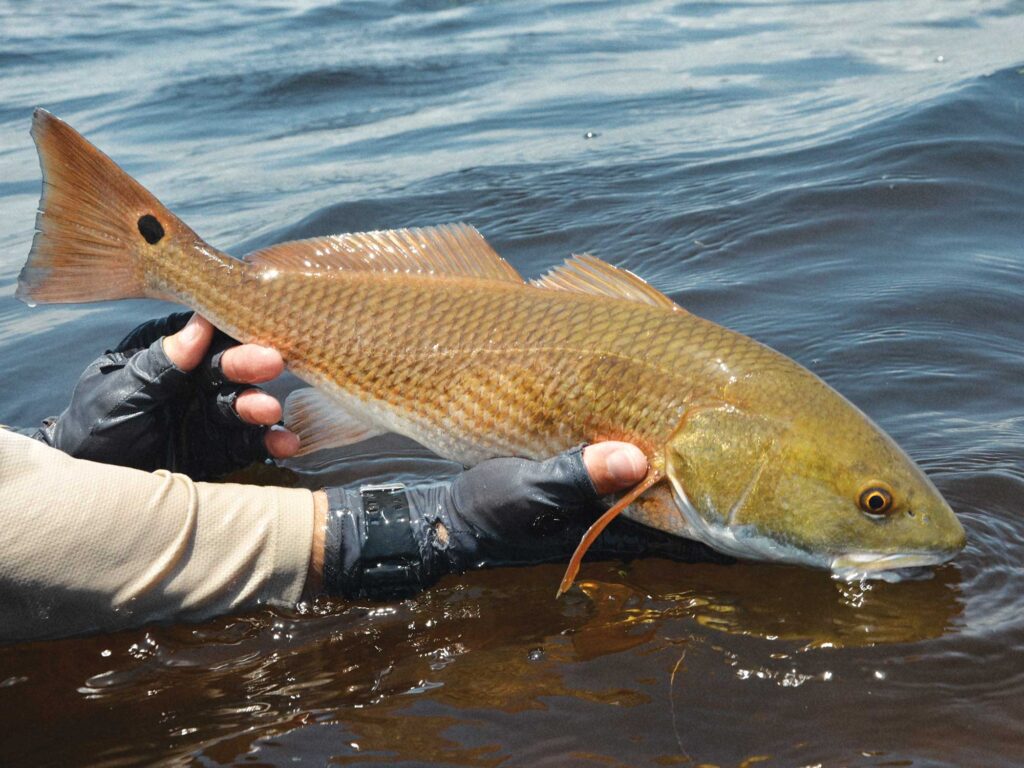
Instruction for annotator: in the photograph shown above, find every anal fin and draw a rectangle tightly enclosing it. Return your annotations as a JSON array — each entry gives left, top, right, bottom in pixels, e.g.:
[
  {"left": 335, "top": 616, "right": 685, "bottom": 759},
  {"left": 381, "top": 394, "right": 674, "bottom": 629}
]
[{"left": 284, "top": 388, "right": 384, "bottom": 456}]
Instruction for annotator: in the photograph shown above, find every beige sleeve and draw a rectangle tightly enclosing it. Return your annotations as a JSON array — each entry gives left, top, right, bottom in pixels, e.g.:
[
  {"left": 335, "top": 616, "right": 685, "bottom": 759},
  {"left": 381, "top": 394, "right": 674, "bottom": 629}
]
[{"left": 0, "top": 429, "right": 314, "bottom": 642}]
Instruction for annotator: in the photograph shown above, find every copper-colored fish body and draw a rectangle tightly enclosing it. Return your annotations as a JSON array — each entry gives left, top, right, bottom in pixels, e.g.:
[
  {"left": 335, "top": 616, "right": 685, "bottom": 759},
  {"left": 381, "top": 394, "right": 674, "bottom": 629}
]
[
  {"left": 219, "top": 268, "right": 714, "bottom": 463},
  {"left": 17, "top": 109, "right": 966, "bottom": 593}
]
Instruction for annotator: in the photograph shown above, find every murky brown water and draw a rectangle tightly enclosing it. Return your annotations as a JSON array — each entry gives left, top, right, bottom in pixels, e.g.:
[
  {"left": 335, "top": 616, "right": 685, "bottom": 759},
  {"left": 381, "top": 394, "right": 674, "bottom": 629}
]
[
  {"left": 1, "top": 1, "right": 1023, "bottom": 765},
  {"left": 0, "top": 554, "right": 979, "bottom": 766}
]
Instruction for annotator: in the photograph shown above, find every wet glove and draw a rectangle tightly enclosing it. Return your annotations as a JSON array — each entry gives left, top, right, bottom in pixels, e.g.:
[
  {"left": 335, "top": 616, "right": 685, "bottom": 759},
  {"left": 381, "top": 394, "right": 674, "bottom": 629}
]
[
  {"left": 322, "top": 446, "right": 722, "bottom": 599},
  {"left": 35, "top": 312, "right": 278, "bottom": 480}
]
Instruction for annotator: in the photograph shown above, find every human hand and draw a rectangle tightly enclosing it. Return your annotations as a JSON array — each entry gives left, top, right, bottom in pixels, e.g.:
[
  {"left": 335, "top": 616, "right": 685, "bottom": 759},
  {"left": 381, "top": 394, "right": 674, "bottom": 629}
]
[
  {"left": 318, "top": 442, "right": 718, "bottom": 599},
  {"left": 37, "top": 312, "right": 299, "bottom": 479},
  {"left": 436, "top": 442, "right": 650, "bottom": 566}
]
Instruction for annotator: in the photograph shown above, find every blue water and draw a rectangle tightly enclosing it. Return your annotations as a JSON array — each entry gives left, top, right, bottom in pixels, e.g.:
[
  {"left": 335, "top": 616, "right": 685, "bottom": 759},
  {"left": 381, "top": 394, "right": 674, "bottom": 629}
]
[{"left": 1, "top": 1, "right": 1023, "bottom": 765}]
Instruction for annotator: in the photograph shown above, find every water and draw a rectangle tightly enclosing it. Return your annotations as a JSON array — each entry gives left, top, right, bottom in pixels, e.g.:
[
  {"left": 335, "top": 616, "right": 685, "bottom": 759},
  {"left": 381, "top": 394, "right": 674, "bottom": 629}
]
[{"left": 1, "top": 0, "right": 1023, "bottom": 765}]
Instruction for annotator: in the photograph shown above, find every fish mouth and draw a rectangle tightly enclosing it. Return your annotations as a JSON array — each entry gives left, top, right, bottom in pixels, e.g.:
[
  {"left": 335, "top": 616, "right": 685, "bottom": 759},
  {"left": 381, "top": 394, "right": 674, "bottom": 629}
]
[
  {"left": 830, "top": 551, "right": 956, "bottom": 581},
  {"left": 669, "top": 477, "right": 960, "bottom": 577}
]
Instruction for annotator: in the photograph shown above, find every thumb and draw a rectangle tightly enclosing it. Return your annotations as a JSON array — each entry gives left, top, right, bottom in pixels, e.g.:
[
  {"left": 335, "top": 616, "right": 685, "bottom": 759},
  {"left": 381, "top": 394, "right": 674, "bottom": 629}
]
[
  {"left": 582, "top": 442, "right": 648, "bottom": 495},
  {"left": 162, "top": 313, "right": 214, "bottom": 372}
]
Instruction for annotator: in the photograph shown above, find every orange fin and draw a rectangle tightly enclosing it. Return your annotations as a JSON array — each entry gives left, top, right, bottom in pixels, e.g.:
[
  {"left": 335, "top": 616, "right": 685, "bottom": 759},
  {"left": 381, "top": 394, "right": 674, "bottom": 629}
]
[
  {"left": 531, "top": 254, "right": 686, "bottom": 313},
  {"left": 242, "top": 223, "right": 524, "bottom": 283},
  {"left": 556, "top": 470, "right": 664, "bottom": 598},
  {"left": 17, "top": 109, "right": 185, "bottom": 305},
  {"left": 284, "top": 388, "right": 384, "bottom": 455}
]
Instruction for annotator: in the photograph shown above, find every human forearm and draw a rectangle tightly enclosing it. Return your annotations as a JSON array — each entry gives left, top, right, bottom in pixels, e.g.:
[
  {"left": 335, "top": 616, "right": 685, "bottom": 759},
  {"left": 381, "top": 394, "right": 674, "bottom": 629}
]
[{"left": 0, "top": 430, "right": 314, "bottom": 642}]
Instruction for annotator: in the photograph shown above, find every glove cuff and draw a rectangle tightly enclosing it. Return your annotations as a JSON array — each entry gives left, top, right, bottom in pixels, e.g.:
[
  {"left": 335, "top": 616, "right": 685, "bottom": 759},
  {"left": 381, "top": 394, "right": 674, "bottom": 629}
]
[{"left": 323, "top": 483, "right": 436, "bottom": 599}]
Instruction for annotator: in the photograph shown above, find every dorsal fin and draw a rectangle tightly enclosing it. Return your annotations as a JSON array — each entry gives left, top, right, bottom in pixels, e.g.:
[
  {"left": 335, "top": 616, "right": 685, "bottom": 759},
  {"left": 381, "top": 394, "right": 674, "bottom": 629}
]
[
  {"left": 531, "top": 254, "right": 686, "bottom": 313},
  {"left": 242, "top": 223, "right": 523, "bottom": 283}
]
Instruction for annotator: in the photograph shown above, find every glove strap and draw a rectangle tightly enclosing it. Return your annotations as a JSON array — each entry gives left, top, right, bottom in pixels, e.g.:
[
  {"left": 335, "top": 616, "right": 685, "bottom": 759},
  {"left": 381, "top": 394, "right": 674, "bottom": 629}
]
[
  {"left": 358, "top": 483, "right": 422, "bottom": 598},
  {"left": 323, "top": 483, "right": 425, "bottom": 599}
]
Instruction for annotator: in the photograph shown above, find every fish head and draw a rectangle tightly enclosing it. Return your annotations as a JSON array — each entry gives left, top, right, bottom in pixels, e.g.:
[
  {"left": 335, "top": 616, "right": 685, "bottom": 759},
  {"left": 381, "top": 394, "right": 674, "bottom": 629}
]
[{"left": 665, "top": 367, "right": 966, "bottom": 575}]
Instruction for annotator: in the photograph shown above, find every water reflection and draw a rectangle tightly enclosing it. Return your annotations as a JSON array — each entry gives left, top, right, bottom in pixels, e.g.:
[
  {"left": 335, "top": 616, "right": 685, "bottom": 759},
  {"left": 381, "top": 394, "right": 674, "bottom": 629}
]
[{"left": 623, "top": 558, "right": 963, "bottom": 647}]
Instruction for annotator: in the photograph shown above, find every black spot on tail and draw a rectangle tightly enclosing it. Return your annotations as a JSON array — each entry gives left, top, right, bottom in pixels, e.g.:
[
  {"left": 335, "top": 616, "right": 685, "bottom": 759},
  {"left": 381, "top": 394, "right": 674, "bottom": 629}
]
[{"left": 138, "top": 214, "right": 164, "bottom": 244}]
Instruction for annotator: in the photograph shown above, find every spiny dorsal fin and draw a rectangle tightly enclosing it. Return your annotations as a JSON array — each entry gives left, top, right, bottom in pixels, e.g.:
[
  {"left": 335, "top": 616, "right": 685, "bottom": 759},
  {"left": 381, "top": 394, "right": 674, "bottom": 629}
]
[
  {"left": 531, "top": 254, "right": 686, "bottom": 313},
  {"left": 243, "top": 223, "right": 523, "bottom": 283}
]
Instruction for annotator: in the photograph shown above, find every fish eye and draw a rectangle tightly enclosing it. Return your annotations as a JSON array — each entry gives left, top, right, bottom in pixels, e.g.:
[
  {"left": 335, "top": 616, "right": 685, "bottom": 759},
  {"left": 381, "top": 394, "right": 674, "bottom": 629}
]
[
  {"left": 138, "top": 214, "right": 164, "bottom": 245},
  {"left": 858, "top": 484, "right": 894, "bottom": 516}
]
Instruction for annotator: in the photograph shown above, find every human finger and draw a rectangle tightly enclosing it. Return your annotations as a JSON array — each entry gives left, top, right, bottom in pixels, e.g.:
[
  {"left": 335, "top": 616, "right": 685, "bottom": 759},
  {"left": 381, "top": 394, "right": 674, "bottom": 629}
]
[
  {"left": 265, "top": 425, "right": 300, "bottom": 458},
  {"left": 217, "top": 343, "right": 285, "bottom": 384},
  {"left": 115, "top": 312, "right": 193, "bottom": 353},
  {"left": 582, "top": 442, "right": 648, "bottom": 495},
  {"left": 234, "top": 388, "right": 284, "bottom": 425},
  {"left": 162, "top": 313, "right": 214, "bottom": 372}
]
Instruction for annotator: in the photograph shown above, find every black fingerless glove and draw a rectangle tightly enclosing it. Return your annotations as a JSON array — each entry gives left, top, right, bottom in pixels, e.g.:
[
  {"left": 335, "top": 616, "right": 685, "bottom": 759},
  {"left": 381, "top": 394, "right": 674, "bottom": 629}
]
[
  {"left": 35, "top": 312, "right": 270, "bottom": 480},
  {"left": 321, "top": 446, "right": 722, "bottom": 599}
]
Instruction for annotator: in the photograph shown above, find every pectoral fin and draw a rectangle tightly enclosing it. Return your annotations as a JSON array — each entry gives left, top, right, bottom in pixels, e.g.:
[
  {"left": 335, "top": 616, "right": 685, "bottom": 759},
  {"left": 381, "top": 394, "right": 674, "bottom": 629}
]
[
  {"left": 556, "top": 470, "right": 665, "bottom": 598},
  {"left": 284, "top": 388, "right": 384, "bottom": 456}
]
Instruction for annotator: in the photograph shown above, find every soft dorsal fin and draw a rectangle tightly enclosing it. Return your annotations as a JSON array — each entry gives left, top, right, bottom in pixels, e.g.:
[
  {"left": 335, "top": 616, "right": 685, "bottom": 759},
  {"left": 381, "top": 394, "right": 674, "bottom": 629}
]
[
  {"left": 242, "top": 223, "right": 524, "bottom": 283},
  {"left": 531, "top": 254, "right": 686, "bottom": 313}
]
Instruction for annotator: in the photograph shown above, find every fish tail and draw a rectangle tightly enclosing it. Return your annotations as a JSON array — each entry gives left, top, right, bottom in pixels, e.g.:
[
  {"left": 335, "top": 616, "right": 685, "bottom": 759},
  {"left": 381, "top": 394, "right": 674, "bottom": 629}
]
[{"left": 17, "top": 109, "right": 194, "bottom": 305}]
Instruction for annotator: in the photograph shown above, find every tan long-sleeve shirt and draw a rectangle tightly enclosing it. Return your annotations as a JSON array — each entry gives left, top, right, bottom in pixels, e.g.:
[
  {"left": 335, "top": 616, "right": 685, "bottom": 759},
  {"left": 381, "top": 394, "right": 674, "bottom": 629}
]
[{"left": 0, "top": 429, "right": 314, "bottom": 642}]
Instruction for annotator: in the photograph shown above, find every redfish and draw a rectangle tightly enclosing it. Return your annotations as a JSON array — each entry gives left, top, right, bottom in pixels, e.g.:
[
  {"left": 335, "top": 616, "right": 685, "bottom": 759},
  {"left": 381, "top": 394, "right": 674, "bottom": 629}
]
[{"left": 17, "top": 110, "right": 966, "bottom": 594}]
